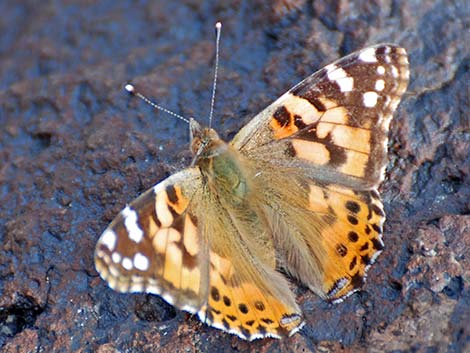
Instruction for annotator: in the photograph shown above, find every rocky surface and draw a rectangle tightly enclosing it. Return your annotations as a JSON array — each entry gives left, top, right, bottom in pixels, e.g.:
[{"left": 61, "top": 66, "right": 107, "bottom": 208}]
[{"left": 0, "top": 0, "right": 468, "bottom": 352}]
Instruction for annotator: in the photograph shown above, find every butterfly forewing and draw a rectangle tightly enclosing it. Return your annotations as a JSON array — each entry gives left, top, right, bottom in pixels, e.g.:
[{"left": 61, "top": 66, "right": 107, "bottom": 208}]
[
  {"left": 95, "top": 168, "right": 209, "bottom": 312},
  {"left": 234, "top": 45, "right": 409, "bottom": 188}
]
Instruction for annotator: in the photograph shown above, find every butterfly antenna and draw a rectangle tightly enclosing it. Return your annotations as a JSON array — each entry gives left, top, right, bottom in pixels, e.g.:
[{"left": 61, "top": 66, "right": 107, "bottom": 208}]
[
  {"left": 208, "top": 22, "right": 222, "bottom": 128},
  {"left": 124, "top": 84, "right": 190, "bottom": 124}
]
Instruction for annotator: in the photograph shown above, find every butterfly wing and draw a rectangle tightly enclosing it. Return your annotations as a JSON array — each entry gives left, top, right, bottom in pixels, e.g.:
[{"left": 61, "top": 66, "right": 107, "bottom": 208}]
[
  {"left": 95, "top": 167, "right": 303, "bottom": 339},
  {"left": 195, "top": 186, "right": 303, "bottom": 340},
  {"left": 254, "top": 170, "right": 388, "bottom": 301},
  {"left": 95, "top": 168, "right": 209, "bottom": 313},
  {"left": 232, "top": 44, "right": 409, "bottom": 188},
  {"left": 231, "top": 45, "right": 409, "bottom": 300}
]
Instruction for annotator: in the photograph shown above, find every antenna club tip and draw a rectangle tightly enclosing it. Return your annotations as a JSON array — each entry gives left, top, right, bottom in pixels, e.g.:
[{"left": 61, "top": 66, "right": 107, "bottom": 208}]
[
  {"left": 125, "top": 84, "right": 135, "bottom": 93},
  {"left": 215, "top": 22, "right": 222, "bottom": 28}
]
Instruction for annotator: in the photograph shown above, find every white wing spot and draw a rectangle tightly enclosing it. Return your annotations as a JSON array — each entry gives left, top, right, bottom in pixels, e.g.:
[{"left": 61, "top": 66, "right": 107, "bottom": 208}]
[
  {"left": 181, "top": 305, "right": 198, "bottom": 314},
  {"left": 100, "top": 230, "right": 117, "bottom": 251},
  {"left": 375, "top": 79, "right": 385, "bottom": 91},
  {"left": 336, "top": 76, "right": 354, "bottom": 92},
  {"left": 403, "top": 66, "right": 410, "bottom": 80},
  {"left": 134, "top": 252, "right": 150, "bottom": 271},
  {"left": 327, "top": 65, "right": 354, "bottom": 92},
  {"left": 359, "top": 47, "right": 377, "bottom": 63},
  {"left": 280, "top": 314, "right": 302, "bottom": 326},
  {"left": 370, "top": 248, "right": 383, "bottom": 263},
  {"left": 162, "top": 293, "right": 175, "bottom": 305},
  {"left": 325, "top": 63, "right": 336, "bottom": 72},
  {"left": 129, "top": 282, "right": 144, "bottom": 292},
  {"left": 146, "top": 285, "right": 162, "bottom": 295},
  {"left": 122, "top": 257, "right": 133, "bottom": 270},
  {"left": 389, "top": 98, "right": 400, "bottom": 111},
  {"left": 377, "top": 66, "right": 385, "bottom": 75},
  {"left": 111, "top": 252, "right": 122, "bottom": 264},
  {"left": 391, "top": 65, "right": 399, "bottom": 78},
  {"left": 122, "top": 206, "right": 144, "bottom": 243},
  {"left": 382, "top": 116, "right": 392, "bottom": 131},
  {"left": 197, "top": 310, "right": 207, "bottom": 322},
  {"left": 363, "top": 91, "right": 379, "bottom": 107}
]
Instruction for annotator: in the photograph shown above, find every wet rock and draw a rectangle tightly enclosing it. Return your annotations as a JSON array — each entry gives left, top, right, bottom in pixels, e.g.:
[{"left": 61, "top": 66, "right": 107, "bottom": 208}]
[{"left": 0, "top": 0, "right": 468, "bottom": 352}]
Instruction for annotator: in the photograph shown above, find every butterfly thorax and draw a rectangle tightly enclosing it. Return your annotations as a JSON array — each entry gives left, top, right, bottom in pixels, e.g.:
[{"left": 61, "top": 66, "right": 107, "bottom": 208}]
[{"left": 190, "top": 118, "right": 252, "bottom": 207}]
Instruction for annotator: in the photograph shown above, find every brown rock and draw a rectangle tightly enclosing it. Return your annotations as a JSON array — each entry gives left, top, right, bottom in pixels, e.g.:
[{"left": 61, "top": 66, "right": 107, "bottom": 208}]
[{"left": 0, "top": 0, "right": 468, "bottom": 352}]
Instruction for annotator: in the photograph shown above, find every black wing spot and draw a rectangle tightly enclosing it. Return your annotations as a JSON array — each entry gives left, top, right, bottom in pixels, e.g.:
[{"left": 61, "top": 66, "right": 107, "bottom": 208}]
[
  {"left": 291, "top": 84, "right": 327, "bottom": 112},
  {"left": 211, "top": 308, "right": 221, "bottom": 315},
  {"left": 371, "top": 204, "right": 385, "bottom": 217},
  {"left": 336, "top": 243, "right": 348, "bottom": 257},
  {"left": 370, "top": 190, "right": 380, "bottom": 200},
  {"left": 210, "top": 287, "right": 220, "bottom": 302},
  {"left": 294, "top": 114, "right": 308, "bottom": 129},
  {"left": 223, "top": 296, "right": 231, "bottom": 307},
  {"left": 345, "top": 200, "right": 361, "bottom": 213},
  {"left": 286, "top": 141, "right": 297, "bottom": 157},
  {"left": 349, "top": 256, "right": 357, "bottom": 271},
  {"left": 273, "top": 106, "right": 291, "bottom": 127},
  {"left": 165, "top": 185, "right": 178, "bottom": 204},
  {"left": 371, "top": 238, "right": 384, "bottom": 250},
  {"left": 257, "top": 324, "right": 267, "bottom": 335},
  {"left": 239, "top": 325, "right": 251, "bottom": 339},
  {"left": 347, "top": 215, "right": 359, "bottom": 225},
  {"left": 255, "top": 301, "right": 265, "bottom": 311},
  {"left": 361, "top": 254, "right": 371, "bottom": 265},
  {"left": 348, "top": 231, "right": 359, "bottom": 242},
  {"left": 372, "top": 223, "right": 382, "bottom": 234},
  {"left": 350, "top": 272, "right": 364, "bottom": 288},
  {"left": 326, "top": 139, "right": 348, "bottom": 167},
  {"left": 238, "top": 303, "right": 249, "bottom": 314},
  {"left": 261, "top": 318, "right": 274, "bottom": 325}
]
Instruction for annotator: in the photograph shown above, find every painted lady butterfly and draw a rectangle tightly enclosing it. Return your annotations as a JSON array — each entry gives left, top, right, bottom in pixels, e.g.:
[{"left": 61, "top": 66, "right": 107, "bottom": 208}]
[{"left": 95, "top": 23, "right": 409, "bottom": 340}]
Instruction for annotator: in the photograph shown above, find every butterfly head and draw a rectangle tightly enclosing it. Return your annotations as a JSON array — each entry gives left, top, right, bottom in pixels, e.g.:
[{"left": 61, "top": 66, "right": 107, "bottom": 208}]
[{"left": 190, "top": 118, "right": 226, "bottom": 164}]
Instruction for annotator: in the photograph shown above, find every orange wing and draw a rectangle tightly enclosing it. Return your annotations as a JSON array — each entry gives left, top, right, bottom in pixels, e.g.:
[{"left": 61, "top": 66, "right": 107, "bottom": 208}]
[
  {"left": 233, "top": 44, "right": 409, "bottom": 189},
  {"left": 95, "top": 167, "right": 304, "bottom": 340},
  {"left": 231, "top": 45, "right": 408, "bottom": 301},
  {"left": 95, "top": 168, "right": 209, "bottom": 313}
]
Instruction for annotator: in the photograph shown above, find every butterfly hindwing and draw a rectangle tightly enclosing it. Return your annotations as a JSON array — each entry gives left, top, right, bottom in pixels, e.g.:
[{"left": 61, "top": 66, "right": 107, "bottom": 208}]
[
  {"left": 195, "top": 184, "right": 304, "bottom": 340},
  {"left": 304, "top": 182, "right": 386, "bottom": 300}
]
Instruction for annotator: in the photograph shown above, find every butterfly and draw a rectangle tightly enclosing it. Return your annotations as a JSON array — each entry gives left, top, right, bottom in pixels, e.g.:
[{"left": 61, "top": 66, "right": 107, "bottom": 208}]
[{"left": 94, "top": 40, "right": 409, "bottom": 340}]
